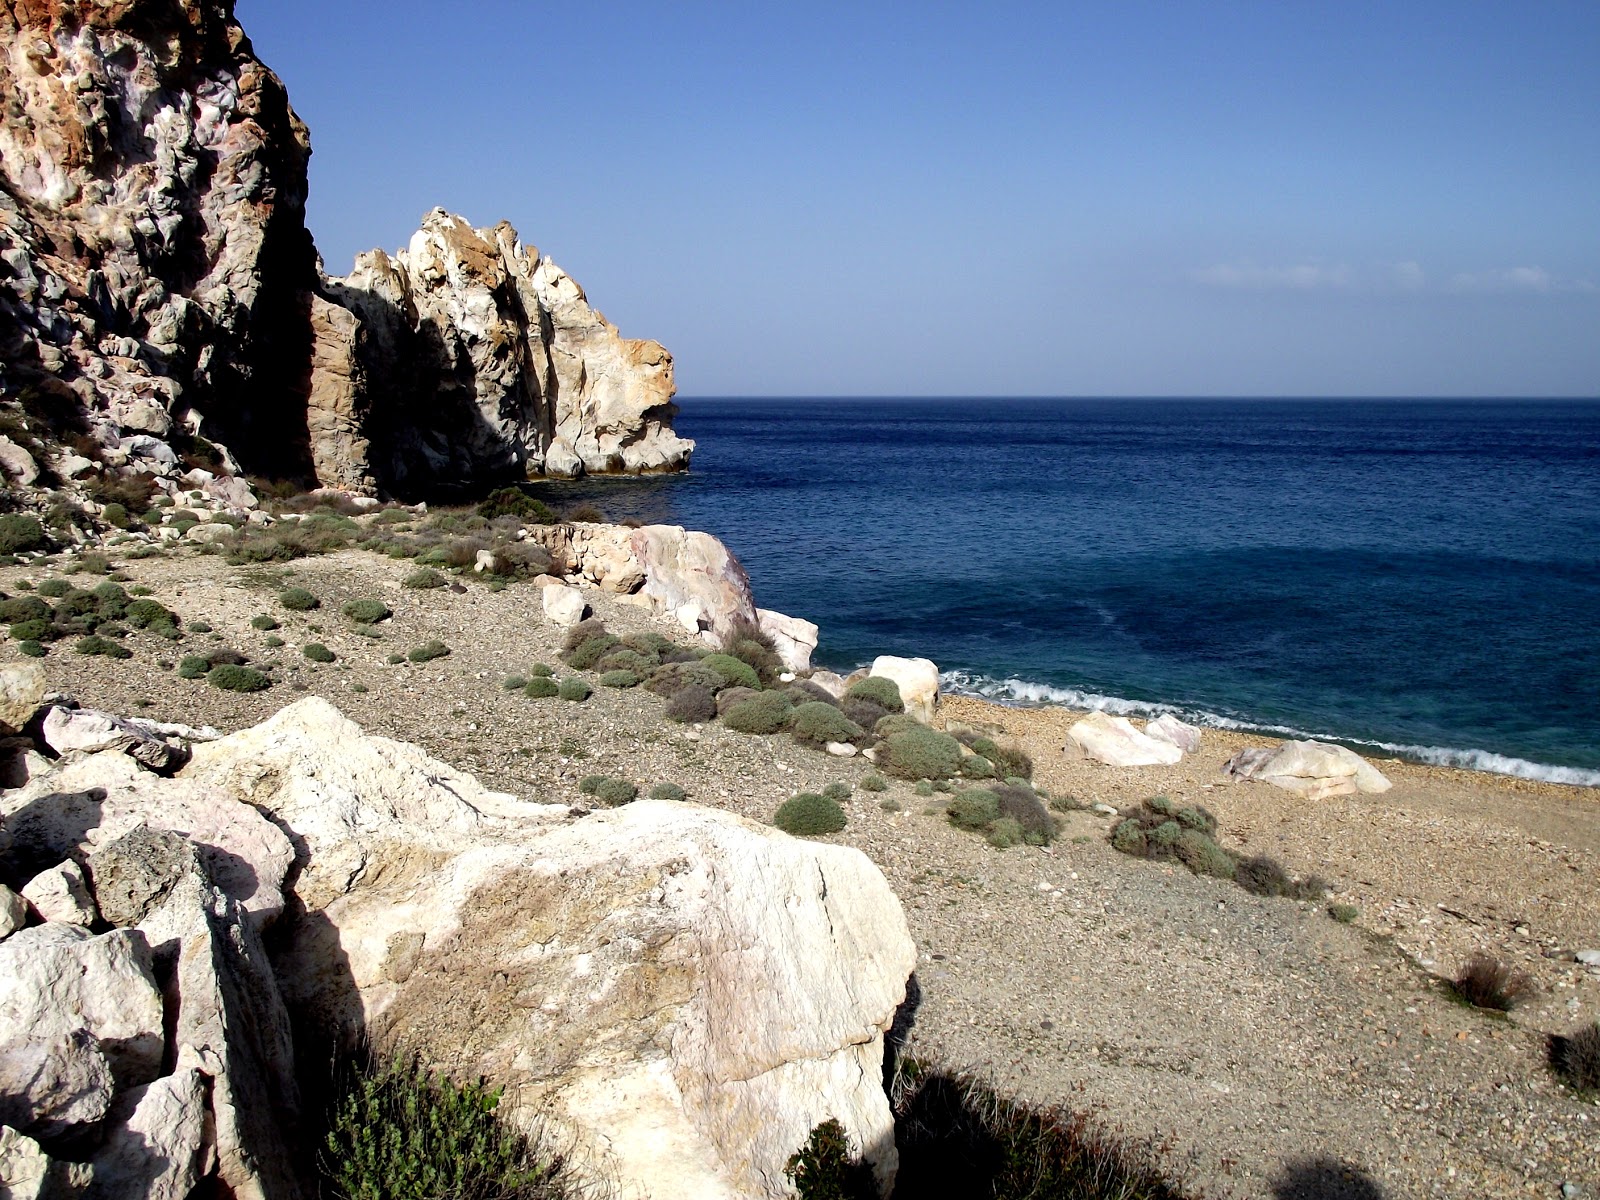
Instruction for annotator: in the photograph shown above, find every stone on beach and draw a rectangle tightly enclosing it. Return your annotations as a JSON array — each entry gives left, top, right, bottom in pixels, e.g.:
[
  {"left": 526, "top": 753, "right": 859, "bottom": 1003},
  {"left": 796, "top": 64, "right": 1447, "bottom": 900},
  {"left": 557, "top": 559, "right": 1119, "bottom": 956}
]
[
  {"left": 870, "top": 656, "right": 941, "bottom": 723},
  {"left": 1144, "top": 713, "right": 1202, "bottom": 753},
  {"left": 1067, "top": 712, "right": 1184, "bottom": 767},
  {"left": 1224, "top": 739, "right": 1392, "bottom": 797},
  {"left": 541, "top": 583, "right": 589, "bottom": 627},
  {"left": 757, "top": 608, "right": 820, "bottom": 675}
]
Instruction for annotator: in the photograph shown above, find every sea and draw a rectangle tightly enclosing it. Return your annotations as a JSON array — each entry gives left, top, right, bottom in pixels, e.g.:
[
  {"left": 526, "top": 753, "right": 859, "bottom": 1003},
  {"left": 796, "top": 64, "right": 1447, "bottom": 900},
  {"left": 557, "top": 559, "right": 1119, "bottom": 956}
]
[{"left": 532, "top": 398, "right": 1600, "bottom": 787}]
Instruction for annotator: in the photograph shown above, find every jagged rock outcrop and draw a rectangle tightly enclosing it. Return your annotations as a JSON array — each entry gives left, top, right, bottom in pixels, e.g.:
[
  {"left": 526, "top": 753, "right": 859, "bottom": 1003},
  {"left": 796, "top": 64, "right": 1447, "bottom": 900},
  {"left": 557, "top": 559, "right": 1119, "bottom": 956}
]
[
  {"left": 323, "top": 209, "right": 692, "bottom": 492},
  {"left": 1, "top": 3, "right": 690, "bottom": 508}
]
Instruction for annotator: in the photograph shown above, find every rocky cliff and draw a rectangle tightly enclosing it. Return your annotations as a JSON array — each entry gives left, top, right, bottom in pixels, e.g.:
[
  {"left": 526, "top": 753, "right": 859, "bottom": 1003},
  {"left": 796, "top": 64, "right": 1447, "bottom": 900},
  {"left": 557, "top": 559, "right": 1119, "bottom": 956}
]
[{"left": 0, "top": 0, "right": 689, "bottom": 505}]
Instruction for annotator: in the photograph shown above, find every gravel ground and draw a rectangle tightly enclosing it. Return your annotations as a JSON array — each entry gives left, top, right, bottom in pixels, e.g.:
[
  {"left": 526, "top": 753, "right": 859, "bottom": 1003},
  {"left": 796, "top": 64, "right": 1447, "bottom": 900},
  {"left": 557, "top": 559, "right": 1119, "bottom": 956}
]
[{"left": 5, "top": 543, "right": 1597, "bottom": 1200}]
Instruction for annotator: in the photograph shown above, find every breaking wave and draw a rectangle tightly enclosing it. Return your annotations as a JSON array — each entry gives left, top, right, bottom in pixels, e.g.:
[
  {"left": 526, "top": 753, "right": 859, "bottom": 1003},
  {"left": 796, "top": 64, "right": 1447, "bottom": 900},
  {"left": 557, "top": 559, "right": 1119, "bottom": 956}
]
[{"left": 938, "top": 669, "right": 1600, "bottom": 789}]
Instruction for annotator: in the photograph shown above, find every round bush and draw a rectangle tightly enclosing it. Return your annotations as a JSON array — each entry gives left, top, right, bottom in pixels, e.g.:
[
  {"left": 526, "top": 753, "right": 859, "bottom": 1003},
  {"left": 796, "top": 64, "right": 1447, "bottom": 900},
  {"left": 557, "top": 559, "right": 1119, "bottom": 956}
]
[
  {"left": 1110, "top": 819, "right": 1147, "bottom": 855},
  {"left": 279, "top": 587, "right": 319, "bottom": 611},
  {"left": 178, "top": 654, "right": 210, "bottom": 679},
  {"left": 0, "top": 514, "right": 47, "bottom": 554},
  {"left": 528, "top": 662, "right": 555, "bottom": 678},
  {"left": 302, "top": 643, "right": 336, "bottom": 663},
  {"left": 0, "top": 596, "right": 49, "bottom": 624},
  {"left": 993, "top": 784, "right": 1058, "bottom": 844},
  {"left": 722, "top": 690, "right": 795, "bottom": 735},
  {"left": 987, "top": 817, "right": 1025, "bottom": 849},
  {"left": 564, "top": 633, "right": 620, "bottom": 671},
  {"left": 880, "top": 726, "right": 964, "bottom": 780},
  {"left": 790, "top": 701, "right": 864, "bottom": 747},
  {"left": 664, "top": 684, "right": 716, "bottom": 723},
  {"left": 599, "top": 669, "right": 640, "bottom": 688},
  {"left": 841, "top": 697, "right": 892, "bottom": 732},
  {"left": 558, "top": 677, "right": 591, "bottom": 702},
  {"left": 523, "top": 676, "right": 560, "bottom": 699},
  {"left": 773, "top": 794, "right": 848, "bottom": 837},
  {"left": 36, "top": 578, "right": 70, "bottom": 598},
  {"left": 251, "top": 614, "right": 280, "bottom": 630},
  {"left": 594, "top": 778, "right": 638, "bottom": 806},
  {"left": 715, "top": 685, "right": 761, "bottom": 716},
  {"left": 403, "top": 568, "right": 446, "bottom": 590},
  {"left": 408, "top": 640, "right": 450, "bottom": 663},
  {"left": 73, "top": 635, "right": 131, "bottom": 659},
  {"left": 208, "top": 664, "right": 271, "bottom": 692},
  {"left": 947, "top": 790, "right": 1000, "bottom": 832},
  {"left": 597, "top": 648, "right": 654, "bottom": 676},
  {"left": 263, "top": 635, "right": 285, "bottom": 648},
  {"left": 648, "top": 782, "right": 687, "bottom": 801},
  {"left": 846, "top": 676, "right": 904, "bottom": 712},
  {"left": 343, "top": 599, "right": 392, "bottom": 625},
  {"left": 860, "top": 773, "right": 888, "bottom": 792},
  {"left": 961, "top": 754, "right": 995, "bottom": 779},
  {"left": 822, "top": 781, "right": 851, "bottom": 802},
  {"left": 1175, "top": 830, "right": 1236, "bottom": 878},
  {"left": 18, "top": 640, "right": 46, "bottom": 657},
  {"left": 700, "top": 653, "right": 760, "bottom": 691},
  {"left": 8, "top": 618, "right": 51, "bottom": 642}
]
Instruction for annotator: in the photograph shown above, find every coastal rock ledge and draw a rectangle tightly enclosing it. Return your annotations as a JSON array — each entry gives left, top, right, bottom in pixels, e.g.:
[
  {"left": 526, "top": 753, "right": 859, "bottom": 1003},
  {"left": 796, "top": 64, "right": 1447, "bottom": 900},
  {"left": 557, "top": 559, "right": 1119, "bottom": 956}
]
[{"left": 0, "top": 690, "right": 916, "bottom": 1200}]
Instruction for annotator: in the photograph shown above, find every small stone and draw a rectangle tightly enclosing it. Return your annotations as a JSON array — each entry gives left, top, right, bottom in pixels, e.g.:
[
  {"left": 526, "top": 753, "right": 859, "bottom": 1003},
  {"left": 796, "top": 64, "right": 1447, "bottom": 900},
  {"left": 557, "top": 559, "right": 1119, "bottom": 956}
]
[
  {"left": 21, "top": 861, "right": 98, "bottom": 927},
  {"left": 1091, "top": 802, "right": 1119, "bottom": 816},
  {"left": 824, "top": 741, "right": 858, "bottom": 758},
  {"left": 1575, "top": 949, "right": 1600, "bottom": 967},
  {"left": 541, "top": 585, "right": 588, "bottom": 627},
  {"left": 0, "top": 885, "right": 26, "bottom": 939}
]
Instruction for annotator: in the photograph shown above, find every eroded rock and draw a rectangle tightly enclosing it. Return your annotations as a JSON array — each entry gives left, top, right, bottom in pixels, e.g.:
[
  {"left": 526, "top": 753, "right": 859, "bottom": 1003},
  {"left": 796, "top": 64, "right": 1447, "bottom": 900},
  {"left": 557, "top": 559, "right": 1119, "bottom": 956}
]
[
  {"left": 1223, "top": 740, "right": 1392, "bottom": 797},
  {"left": 0, "top": 1028, "right": 114, "bottom": 1145},
  {"left": 1067, "top": 712, "right": 1184, "bottom": 767},
  {"left": 870, "top": 656, "right": 941, "bottom": 723},
  {"left": 20, "top": 860, "right": 97, "bottom": 927}
]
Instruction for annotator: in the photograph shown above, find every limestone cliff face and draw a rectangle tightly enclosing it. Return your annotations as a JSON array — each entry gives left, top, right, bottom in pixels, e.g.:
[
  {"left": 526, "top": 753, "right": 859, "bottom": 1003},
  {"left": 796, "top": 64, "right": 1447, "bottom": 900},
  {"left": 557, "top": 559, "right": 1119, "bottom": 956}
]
[
  {"left": 0, "top": 3, "right": 688, "bottom": 504},
  {"left": 322, "top": 209, "right": 692, "bottom": 493},
  {"left": 0, "top": 0, "right": 317, "bottom": 475}
]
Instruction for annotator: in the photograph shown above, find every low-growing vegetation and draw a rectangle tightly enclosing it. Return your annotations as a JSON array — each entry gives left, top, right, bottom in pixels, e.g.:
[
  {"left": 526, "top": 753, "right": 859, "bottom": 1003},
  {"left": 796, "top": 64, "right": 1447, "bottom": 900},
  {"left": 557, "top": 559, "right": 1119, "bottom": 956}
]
[
  {"left": 774, "top": 793, "right": 848, "bottom": 837},
  {"left": 303, "top": 643, "right": 336, "bottom": 663},
  {"left": 1548, "top": 1022, "right": 1600, "bottom": 1096},
  {"left": 408, "top": 640, "right": 451, "bottom": 663},
  {"left": 1110, "top": 797, "right": 1331, "bottom": 902},
  {"left": 343, "top": 599, "right": 392, "bottom": 625},
  {"left": 280, "top": 587, "right": 320, "bottom": 611},
  {"left": 1451, "top": 953, "right": 1535, "bottom": 1012},
  {"left": 208, "top": 664, "right": 272, "bottom": 692}
]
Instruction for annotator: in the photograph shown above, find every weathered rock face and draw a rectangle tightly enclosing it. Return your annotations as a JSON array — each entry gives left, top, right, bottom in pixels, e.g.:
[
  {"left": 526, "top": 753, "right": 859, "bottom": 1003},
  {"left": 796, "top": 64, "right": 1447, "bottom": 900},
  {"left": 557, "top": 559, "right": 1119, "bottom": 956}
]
[
  {"left": 1066, "top": 712, "right": 1184, "bottom": 767},
  {"left": 0, "top": 0, "right": 317, "bottom": 480},
  {"left": 1, "top": 7, "right": 689, "bottom": 506},
  {"left": 1224, "top": 739, "right": 1392, "bottom": 799},
  {"left": 323, "top": 209, "right": 693, "bottom": 493}
]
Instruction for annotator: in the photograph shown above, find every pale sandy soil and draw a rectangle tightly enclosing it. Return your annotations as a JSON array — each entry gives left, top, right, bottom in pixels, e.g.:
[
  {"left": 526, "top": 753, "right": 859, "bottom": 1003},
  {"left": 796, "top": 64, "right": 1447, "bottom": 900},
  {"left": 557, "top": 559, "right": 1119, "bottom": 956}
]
[{"left": 5, "top": 544, "right": 1597, "bottom": 1200}]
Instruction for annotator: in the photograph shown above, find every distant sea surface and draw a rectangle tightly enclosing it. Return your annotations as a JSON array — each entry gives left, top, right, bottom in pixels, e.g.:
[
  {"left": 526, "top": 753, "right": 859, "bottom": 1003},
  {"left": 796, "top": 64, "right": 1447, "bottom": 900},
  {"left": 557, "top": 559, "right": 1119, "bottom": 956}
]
[{"left": 536, "top": 399, "right": 1600, "bottom": 786}]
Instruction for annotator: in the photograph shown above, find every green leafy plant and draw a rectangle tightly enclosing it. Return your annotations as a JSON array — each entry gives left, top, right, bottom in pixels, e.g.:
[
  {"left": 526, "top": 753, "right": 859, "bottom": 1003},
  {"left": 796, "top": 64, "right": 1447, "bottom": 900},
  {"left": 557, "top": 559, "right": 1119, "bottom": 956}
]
[
  {"left": 783, "top": 1118, "right": 876, "bottom": 1200},
  {"left": 846, "top": 676, "right": 903, "bottom": 712},
  {"left": 208, "top": 664, "right": 271, "bottom": 692},
  {"left": 1328, "top": 903, "right": 1359, "bottom": 924},
  {"left": 722, "top": 690, "right": 795, "bottom": 734},
  {"left": 599, "top": 669, "right": 640, "bottom": 688},
  {"left": 648, "top": 782, "right": 687, "bottom": 801},
  {"left": 528, "top": 663, "right": 555, "bottom": 678},
  {"left": 701, "top": 653, "right": 761, "bottom": 691},
  {"left": 0, "top": 514, "right": 48, "bottom": 555},
  {"left": 343, "top": 599, "right": 392, "bottom": 625},
  {"left": 303, "top": 643, "right": 336, "bottom": 663},
  {"left": 280, "top": 587, "right": 320, "bottom": 611},
  {"left": 860, "top": 774, "right": 888, "bottom": 792},
  {"left": 880, "top": 726, "right": 964, "bottom": 780},
  {"left": 178, "top": 654, "right": 210, "bottom": 679},
  {"left": 774, "top": 793, "right": 848, "bottom": 836},
  {"left": 558, "top": 677, "right": 591, "bottom": 702},
  {"left": 408, "top": 640, "right": 450, "bottom": 663},
  {"left": 790, "top": 702, "right": 864, "bottom": 748}
]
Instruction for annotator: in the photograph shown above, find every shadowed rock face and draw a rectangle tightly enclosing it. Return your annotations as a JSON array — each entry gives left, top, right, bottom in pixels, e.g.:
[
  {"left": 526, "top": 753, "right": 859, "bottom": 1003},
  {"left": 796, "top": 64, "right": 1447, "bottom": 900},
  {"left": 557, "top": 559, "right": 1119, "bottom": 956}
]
[{"left": 1, "top": 4, "right": 690, "bottom": 500}]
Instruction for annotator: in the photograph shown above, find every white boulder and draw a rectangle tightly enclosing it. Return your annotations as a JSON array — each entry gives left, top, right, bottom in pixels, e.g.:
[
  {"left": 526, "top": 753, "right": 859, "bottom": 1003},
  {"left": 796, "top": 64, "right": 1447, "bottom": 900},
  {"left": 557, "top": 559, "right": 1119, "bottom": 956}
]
[
  {"left": 1144, "top": 714, "right": 1202, "bottom": 754},
  {"left": 1224, "top": 740, "right": 1392, "bottom": 797},
  {"left": 0, "top": 884, "right": 26, "bottom": 938},
  {"left": 86, "top": 1068, "right": 210, "bottom": 1200},
  {"left": 0, "top": 662, "right": 45, "bottom": 735},
  {"left": 0, "top": 1029, "right": 114, "bottom": 1144},
  {"left": 869, "top": 656, "right": 940, "bottom": 723},
  {"left": 757, "top": 609, "right": 820, "bottom": 675},
  {"left": 20, "top": 861, "right": 98, "bottom": 927},
  {"left": 41, "top": 706, "right": 184, "bottom": 772},
  {"left": 1067, "top": 712, "right": 1183, "bottom": 767},
  {"left": 541, "top": 583, "right": 589, "bottom": 627}
]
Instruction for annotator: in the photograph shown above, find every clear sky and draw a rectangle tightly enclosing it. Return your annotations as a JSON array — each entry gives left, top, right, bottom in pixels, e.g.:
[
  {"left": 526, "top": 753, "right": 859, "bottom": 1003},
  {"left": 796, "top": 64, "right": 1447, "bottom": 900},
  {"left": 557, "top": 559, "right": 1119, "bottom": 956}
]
[{"left": 240, "top": 1, "right": 1600, "bottom": 397}]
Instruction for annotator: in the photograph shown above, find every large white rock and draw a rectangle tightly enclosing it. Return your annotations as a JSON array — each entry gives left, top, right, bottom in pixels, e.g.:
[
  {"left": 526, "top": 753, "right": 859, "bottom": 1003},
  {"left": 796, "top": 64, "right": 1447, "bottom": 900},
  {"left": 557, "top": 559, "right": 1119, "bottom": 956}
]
[
  {"left": 757, "top": 608, "right": 820, "bottom": 675},
  {"left": 869, "top": 656, "right": 941, "bottom": 723},
  {"left": 0, "top": 925, "right": 164, "bottom": 1088},
  {"left": 1067, "top": 712, "right": 1184, "bottom": 767},
  {"left": 1144, "top": 714, "right": 1202, "bottom": 754},
  {"left": 0, "top": 1029, "right": 114, "bottom": 1144},
  {"left": 41, "top": 706, "right": 185, "bottom": 772},
  {"left": 0, "top": 884, "right": 25, "bottom": 938},
  {"left": 20, "top": 860, "right": 98, "bottom": 927},
  {"left": 0, "top": 662, "right": 45, "bottom": 735},
  {"left": 86, "top": 1068, "right": 210, "bottom": 1200},
  {"left": 0, "top": 435, "right": 39, "bottom": 485},
  {"left": 1, "top": 753, "right": 293, "bottom": 928},
  {"left": 182, "top": 699, "right": 914, "bottom": 1199},
  {"left": 0, "top": 1126, "right": 54, "bottom": 1200},
  {"left": 541, "top": 584, "right": 589, "bottom": 627},
  {"left": 1225, "top": 740, "right": 1392, "bottom": 797}
]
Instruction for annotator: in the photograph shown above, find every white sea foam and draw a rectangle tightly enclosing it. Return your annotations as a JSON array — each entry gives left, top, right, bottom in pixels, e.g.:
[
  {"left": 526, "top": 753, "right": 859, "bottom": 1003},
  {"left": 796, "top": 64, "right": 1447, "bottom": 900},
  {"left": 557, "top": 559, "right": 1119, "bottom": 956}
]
[{"left": 937, "top": 669, "right": 1600, "bottom": 788}]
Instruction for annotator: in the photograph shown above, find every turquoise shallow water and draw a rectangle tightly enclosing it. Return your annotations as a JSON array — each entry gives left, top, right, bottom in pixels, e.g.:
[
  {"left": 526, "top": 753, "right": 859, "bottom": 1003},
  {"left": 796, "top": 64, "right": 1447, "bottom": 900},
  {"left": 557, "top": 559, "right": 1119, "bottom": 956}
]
[{"left": 532, "top": 398, "right": 1600, "bottom": 785}]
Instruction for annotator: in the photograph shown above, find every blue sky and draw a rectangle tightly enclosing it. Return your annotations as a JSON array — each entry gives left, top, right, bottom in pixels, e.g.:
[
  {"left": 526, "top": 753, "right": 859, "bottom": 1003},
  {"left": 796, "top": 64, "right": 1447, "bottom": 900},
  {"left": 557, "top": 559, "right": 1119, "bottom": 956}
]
[{"left": 241, "top": 1, "right": 1600, "bottom": 397}]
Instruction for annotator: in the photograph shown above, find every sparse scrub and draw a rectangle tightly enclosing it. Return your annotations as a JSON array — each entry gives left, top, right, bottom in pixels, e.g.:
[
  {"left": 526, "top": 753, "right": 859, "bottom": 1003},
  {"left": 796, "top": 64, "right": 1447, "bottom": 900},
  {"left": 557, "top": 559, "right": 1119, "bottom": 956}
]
[
  {"left": 1452, "top": 953, "right": 1535, "bottom": 1012},
  {"left": 947, "top": 790, "right": 1001, "bottom": 832},
  {"left": 822, "top": 781, "right": 851, "bottom": 802},
  {"left": 403, "top": 568, "right": 447, "bottom": 589},
  {"left": 783, "top": 1118, "right": 876, "bottom": 1200},
  {"left": 648, "top": 782, "right": 687, "bottom": 802},
  {"left": 303, "top": 643, "right": 336, "bottom": 663},
  {"left": 0, "top": 596, "right": 49, "bottom": 624},
  {"left": 993, "top": 783, "right": 1058, "bottom": 845},
  {"left": 1328, "top": 903, "right": 1359, "bottom": 924},
  {"left": 599, "top": 670, "right": 640, "bottom": 688},
  {"left": 408, "top": 640, "right": 450, "bottom": 663},
  {"left": 251, "top": 614, "right": 281, "bottom": 630},
  {"left": 280, "top": 587, "right": 320, "bottom": 611},
  {"left": 860, "top": 773, "right": 888, "bottom": 792},
  {"left": 1234, "top": 854, "right": 1323, "bottom": 899},
  {"left": 1548, "top": 1022, "right": 1600, "bottom": 1095},
  {"left": 264, "top": 635, "right": 285, "bottom": 648},
  {"left": 476, "top": 487, "right": 556, "bottom": 524},
  {"left": 208, "top": 664, "right": 271, "bottom": 692},
  {"left": 343, "top": 599, "right": 392, "bottom": 625},
  {"left": 1048, "top": 793, "right": 1087, "bottom": 812},
  {"left": 665, "top": 684, "right": 716, "bottom": 723},
  {"left": 846, "top": 676, "right": 903, "bottom": 712},
  {"left": 36, "top": 578, "right": 70, "bottom": 598},
  {"left": 701, "top": 652, "right": 761, "bottom": 691},
  {"left": 578, "top": 775, "right": 638, "bottom": 806},
  {"left": 774, "top": 793, "right": 848, "bottom": 837},
  {"left": 987, "top": 817, "right": 1025, "bottom": 849},
  {"left": 0, "top": 514, "right": 48, "bottom": 555},
  {"left": 523, "top": 677, "right": 560, "bottom": 699},
  {"left": 178, "top": 654, "right": 210, "bottom": 679},
  {"left": 528, "top": 663, "right": 555, "bottom": 677},
  {"left": 960, "top": 754, "right": 995, "bottom": 779},
  {"left": 73, "top": 634, "right": 131, "bottom": 659},
  {"left": 880, "top": 726, "right": 963, "bottom": 780}
]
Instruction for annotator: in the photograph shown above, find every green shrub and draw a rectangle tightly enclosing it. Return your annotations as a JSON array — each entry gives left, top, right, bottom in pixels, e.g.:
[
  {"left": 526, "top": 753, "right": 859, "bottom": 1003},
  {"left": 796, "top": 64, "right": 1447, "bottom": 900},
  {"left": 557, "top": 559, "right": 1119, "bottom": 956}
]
[
  {"left": 701, "top": 653, "right": 760, "bottom": 691},
  {"left": 914, "top": 781, "right": 935, "bottom": 798},
  {"left": 403, "top": 568, "right": 447, "bottom": 590},
  {"left": 36, "top": 578, "right": 70, "bottom": 598},
  {"left": 648, "top": 782, "right": 687, "bottom": 801},
  {"left": 784, "top": 1118, "right": 876, "bottom": 1200},
  {"left": 8, "top": 618, "right": 51, "bottom": 642},
  {"left": 408, "top": 640, "right": 450, "bottom": 663},
  {"left": 947, "top": 790, "right": 1000, "bottom": 831},
  {"left": 961, "top": 754, "right": 995, "bottom": 779},
  {"left": 206, "top": 648, "right": 248, "bottom": 667},
  {"left": 264, "top": 635, "right": 285, "bottom": 648},
  {"left": 251, "top": 614, "right": 281, "bottom": 630},
  {"left": 208, "top": 664, "right": 271, "bottom": 692},
  {"left": 819, "top": 781, "right": 849, "bottom": 802},
  {"left": 0, "top": 514, "right": 47, "bottom": 555},
  {"left": 564, "top": 634, "right": 620, "bottom": 671},
  {"left": 646, "top": 661, "right": 723, "bottom": 698},
  {"left": 841, "top": 697, "right": 892, "bottom": 732},
  {"left": 987, "top": 817, "right": 1025, "bottom": 849},
  {"left": 558, "top": 677, "right": 591, "bottom": 702},
  {"left": 722, "top": 690, "right": 795, "bottom": 735},
  {"left": 178, "top": 654, "right": 210, "bottom": 679},
  {"left": 664, "top": 684, "right": 716, "bottom": 723},
  {"left": 726, "top": 633, "right": 782, "bottom": 685},
  {"left": 100, "top": 502, "right": 129, "bottom": 528},
  {"left": 0, "top": 596, "right": 49, "bottom": 624},
  {"left": 303, "top": 643, "right": 336, "bottom": 663},
  {"left": 125, "top": 599, "right": 179, "bottom": 634},
  {"left": 1174, "top": 829, "right": 1236, "bottom": 878},
  {"left": 343, "top": 599, "right": 392, "bottom": 625},
  {"left": 1234, "top": 854, "right": 1324, "bottom": 899},
  {"left": 599, "top": 669, "right": 640, "bottom": 688},
  {"left": 18, "top": 640, "right": 46, "bottom": 657},
  {"left": 846, "top": 676, "right": 903, "bottom": 712},
  {"left": 880, "top": 727, "right": 964, "bottom": 780},
  {"left": 860, "top": 773, "right": 888, "bottom": 792},
  {"left": 993, "top": 784, "right": 1058, "bottom": 845},
  {"left": 774, "top": 794, "right": 848, "bottom": 837},
  {"left": 579, "top": 776, "right": 638, "bottom": 806},
  {"left": 74, "top": 635, "right": 131, "bottom": 659},
  {"left": 790, "top": 701, "right": 865, "bottom": 748},
  {"left": 476, "top": 487, "right": 556, "bottom": 524},
  {"left": 1049, "top": 793, "right": 1088, "bottom": 812},
  {"left": 186, "top": 619, "right": 212, "bottom": 633},
  {"left": 279, "top": 587, "right": 320, "bottom": 611},
  {"left": 878, "top": 797, "right": 902, "bottom": 812},
  {"left": 1328, "top": 903, "right": 1359, "bottom": 924},
  {"left": 386, "top": 653, "right": 405, "bottom": 664},
  {"left": 528, "top": 662, "right": 555, "bottom": 678},
  {"left": 319, "top": 1048, "right": 570, "bottom": 1200},
  {"left": 523, "top": 677, "right": 560, "bottom": 699},
  {"left": 503, "top": 675, "right": 527, "bottom": 691}
]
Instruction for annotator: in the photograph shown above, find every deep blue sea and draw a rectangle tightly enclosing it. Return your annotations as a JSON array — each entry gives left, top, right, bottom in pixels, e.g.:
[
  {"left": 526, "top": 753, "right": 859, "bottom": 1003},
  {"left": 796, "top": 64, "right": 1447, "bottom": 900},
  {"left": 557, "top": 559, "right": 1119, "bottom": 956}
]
[{"left": 535, "top": 399, "right": 1600, "bottom": 786}]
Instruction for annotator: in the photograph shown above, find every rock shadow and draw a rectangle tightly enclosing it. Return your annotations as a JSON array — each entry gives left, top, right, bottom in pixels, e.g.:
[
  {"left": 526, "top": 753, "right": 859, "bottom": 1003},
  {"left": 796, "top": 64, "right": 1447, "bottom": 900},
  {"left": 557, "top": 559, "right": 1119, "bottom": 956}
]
[{"left": 1271, "top": 1157, "right": 1388, "bottom": 1200}]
